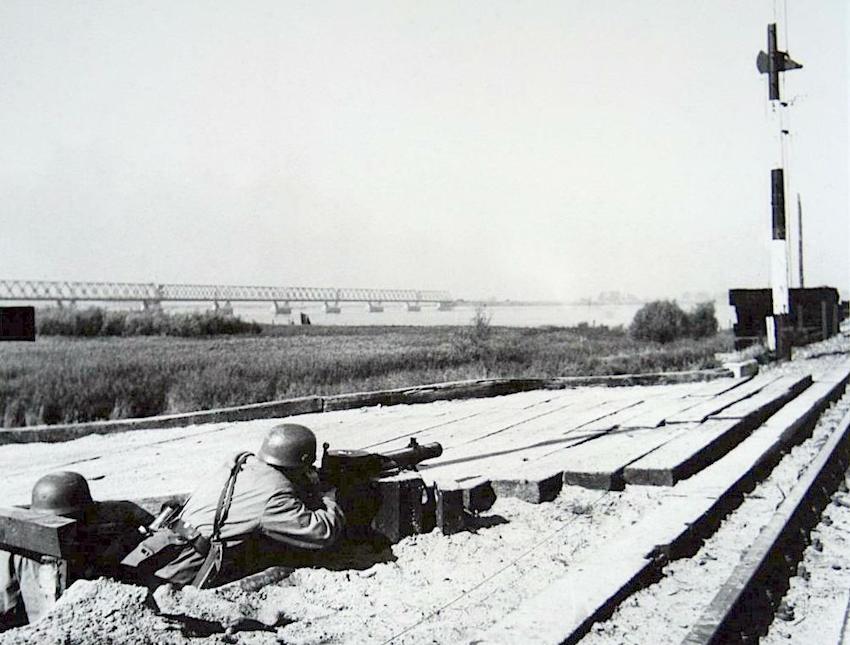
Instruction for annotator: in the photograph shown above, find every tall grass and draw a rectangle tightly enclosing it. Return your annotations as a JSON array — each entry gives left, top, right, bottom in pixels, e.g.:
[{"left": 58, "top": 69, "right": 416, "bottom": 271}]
[{"left": 0, "top": 325, "right": 732, "bottom": 427}]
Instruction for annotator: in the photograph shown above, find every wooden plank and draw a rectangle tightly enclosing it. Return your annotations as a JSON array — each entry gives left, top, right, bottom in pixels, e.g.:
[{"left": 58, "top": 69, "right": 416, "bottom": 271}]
[
  {"left": 542, "top": 368, "right": 732, "bottom": 389},
  {"left": 0, "top": 507, "right": 78, "bottom": 559},
  {"left": 624, "top": 376, "right": 820, "bottom": 486},
  {"left": 417, "top": 396, "right": 643, "bottom": 484},
  {"left": 623, "top": 419, "right": 746, "bottom": 486},
  {"left": 434, "top": 482, "right": 465, "bottom": 535},
  {"left": 316, "top": 390, "right": 554, "bottom": 454},
  {"left": 360, "top": 390, "right": 564, "bottom": 451},
  {"left": 322, "top": 378, "right": 548, "bottom": 411},
  {"left": 616, "top": 392, "right": 706, "bottom": 429},
  {"left": 813, "top": 361, "right": 850, "bottom": 385},
  {"left": 664, "top": 374, "right": 783, "bottom": 424},
  {"left": 674, "top": 380, "right": 849, "bottom": 502},
  {"left": 683, "top": 376, "right": 753, "bottom": 398},
  {"left": 710, "top": 374, "right": 811, "bottom": 421},
  {"left": 482, "top": 369, "right": 850, "bottom": 645},
  {"left": 577, "top": 399, "right": 656, "bottom": 432},
  {"left": 421, "top": 385, "right": 713, "bottom": 491},
  {"left": 491, "top": 470, "right": 565, "bottom": 504},
  {"left": 427, "top": 394, "right": 630, "bottom": 463},
  {"left": 403, "top": 390, "right": 576, "bottom": 449},
  {"left": 556, "top": 424, "right": 689, "bottom": 489},
  {"left": 624, "top": 375, "right": 811, "bottom": 486},
  {"left": 335, "top": 397, "right": 508, "bottom": 450}
]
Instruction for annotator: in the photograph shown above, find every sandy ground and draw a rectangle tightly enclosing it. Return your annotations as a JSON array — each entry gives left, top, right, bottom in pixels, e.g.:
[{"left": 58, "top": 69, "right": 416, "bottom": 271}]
[{"left": 0, "top": 485, "right": 665, "bottom": 644}]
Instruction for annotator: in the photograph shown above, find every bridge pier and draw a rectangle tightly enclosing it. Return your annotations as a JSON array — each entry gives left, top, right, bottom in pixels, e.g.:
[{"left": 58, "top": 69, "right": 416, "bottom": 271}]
[
  {"left": 406, "top": 302, "right": 421, "bottom": 312},
  {"left": 368, "top": 302, "right": 384, "bottom": 313},
  {"left": 142, "top": 299, "right": 162, "bottom": 312},
  {"left": 325, "top": 302, "right": 341, "bottom": 314},
  {"left": 214, "top": 300, "right": 234, "bottom": 316},
  {"left": 273, "top": 301, "right": 291, "bottom": 315},
  {"left": 438, "top": 301, "right": 455, "bottom": 311}
]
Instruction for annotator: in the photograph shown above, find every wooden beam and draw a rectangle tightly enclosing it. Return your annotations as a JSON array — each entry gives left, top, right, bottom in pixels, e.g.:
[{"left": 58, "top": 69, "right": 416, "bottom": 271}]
[{"left": 0, "top": 507, "right": 77, "bottom": 559}]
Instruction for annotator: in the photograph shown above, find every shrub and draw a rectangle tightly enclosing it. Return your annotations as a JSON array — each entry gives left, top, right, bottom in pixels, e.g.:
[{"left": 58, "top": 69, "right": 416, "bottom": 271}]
[
  {"left": 36, "top": 307, "right": 104, "bottom": 336},
  {"left": 630, "top": 300, "right": 690, "bottom": 343},
  {"left": 449, "top": 306, "right": 494, "bottom": 365},
  {"left": 35, "top": 307, "right": 261, "bottom": 337},
  {"left": 630, "top": 300, "right": 720, "bottom": 343},
  {"left": 688, "top": 301, "right": 719, "bottom": 339}
]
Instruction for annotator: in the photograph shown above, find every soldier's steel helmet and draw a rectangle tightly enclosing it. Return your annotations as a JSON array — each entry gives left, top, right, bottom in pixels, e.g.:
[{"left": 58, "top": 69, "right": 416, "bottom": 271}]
[
  {"left": 257, "top": 424, "right": 317, "bottom": 468},
  {"left": 31, "top": 471, "right": 94, "bottom": 516}
]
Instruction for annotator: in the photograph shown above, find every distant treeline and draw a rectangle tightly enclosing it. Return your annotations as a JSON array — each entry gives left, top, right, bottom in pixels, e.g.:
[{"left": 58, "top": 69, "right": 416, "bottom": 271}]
[{"left": 36, "top": 307, "right": 261, "bottom": 337}]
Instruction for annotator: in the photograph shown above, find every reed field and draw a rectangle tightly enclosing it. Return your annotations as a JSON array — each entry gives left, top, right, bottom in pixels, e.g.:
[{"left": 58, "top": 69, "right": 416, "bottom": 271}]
[{"left": 0, "top": 320, "right": 732, "bottom": 427}]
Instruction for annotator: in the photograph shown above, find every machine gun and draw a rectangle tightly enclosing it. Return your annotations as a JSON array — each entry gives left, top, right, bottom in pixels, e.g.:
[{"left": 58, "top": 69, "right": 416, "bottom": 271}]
[
  {"left": 318, "top": 438, "right": 454, "bottom": 542},
  {"left": 320, "top": 437, "right": 442, "bottom": 484}
]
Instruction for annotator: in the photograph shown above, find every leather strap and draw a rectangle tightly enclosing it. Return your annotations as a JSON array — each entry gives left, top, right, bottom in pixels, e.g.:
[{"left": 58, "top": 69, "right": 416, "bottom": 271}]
[{"left": 191, "top": 452, "right": 252, "bottom": 588}]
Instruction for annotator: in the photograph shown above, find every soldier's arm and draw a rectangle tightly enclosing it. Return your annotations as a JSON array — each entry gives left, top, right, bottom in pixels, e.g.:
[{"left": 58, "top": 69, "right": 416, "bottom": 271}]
[{"left": 260, "top": 490, "right": 345, "bottom": 550}]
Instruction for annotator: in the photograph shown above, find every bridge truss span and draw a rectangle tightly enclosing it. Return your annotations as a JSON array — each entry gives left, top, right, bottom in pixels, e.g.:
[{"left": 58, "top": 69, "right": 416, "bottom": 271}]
[{"left": 0, "top": 279, "right": 453, "bottom": 307}]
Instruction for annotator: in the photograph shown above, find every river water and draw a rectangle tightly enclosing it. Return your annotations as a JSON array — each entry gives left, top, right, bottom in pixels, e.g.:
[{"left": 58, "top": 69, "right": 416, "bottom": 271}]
[{"left": 219, "top": 300, "right": 736, "bottom": 329}]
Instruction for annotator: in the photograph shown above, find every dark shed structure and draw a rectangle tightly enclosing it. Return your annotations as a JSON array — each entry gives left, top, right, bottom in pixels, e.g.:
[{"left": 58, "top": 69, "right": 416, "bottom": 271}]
[{"left": 729, "top": 287, "right": 841, "bottom": 350}]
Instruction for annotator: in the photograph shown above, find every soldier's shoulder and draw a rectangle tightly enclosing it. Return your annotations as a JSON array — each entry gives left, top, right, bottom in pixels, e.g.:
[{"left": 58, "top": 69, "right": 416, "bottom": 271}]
[{"left": 244, "top": 457, "right": 297, "bottom": 490}]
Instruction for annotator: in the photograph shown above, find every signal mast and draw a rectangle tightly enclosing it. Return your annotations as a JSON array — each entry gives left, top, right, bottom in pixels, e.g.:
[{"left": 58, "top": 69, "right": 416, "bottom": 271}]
[{"left": 756, "top": 20, "right": 802, "bottom": 356}]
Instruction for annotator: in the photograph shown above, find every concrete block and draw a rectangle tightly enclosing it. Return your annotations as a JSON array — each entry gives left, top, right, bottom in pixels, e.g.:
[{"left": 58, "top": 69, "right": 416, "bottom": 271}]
[{"left": 722, "top": 359, "right": 759, "bottom": 378}]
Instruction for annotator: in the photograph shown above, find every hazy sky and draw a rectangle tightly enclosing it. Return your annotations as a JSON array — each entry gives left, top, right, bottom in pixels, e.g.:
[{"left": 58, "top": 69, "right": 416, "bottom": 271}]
[{"left": 1, "top": 1, "right": 847, "bottom": 301}]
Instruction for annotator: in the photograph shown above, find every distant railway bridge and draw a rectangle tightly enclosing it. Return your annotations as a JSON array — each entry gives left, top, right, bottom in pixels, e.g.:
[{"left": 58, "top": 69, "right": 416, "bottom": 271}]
[{"left": 0, "top": 279, "right": 455, "bottom": 314}]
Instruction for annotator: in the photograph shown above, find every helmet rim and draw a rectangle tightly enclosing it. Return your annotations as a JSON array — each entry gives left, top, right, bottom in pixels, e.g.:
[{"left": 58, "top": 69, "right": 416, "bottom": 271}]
[{"left": 257, "top": 423, "right": 317, "bottom": 469}]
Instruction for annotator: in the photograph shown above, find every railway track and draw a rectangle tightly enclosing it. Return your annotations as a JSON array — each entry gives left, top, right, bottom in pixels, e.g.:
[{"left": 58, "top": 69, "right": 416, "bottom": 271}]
[
  {"left": 573, "top": 387, "right": 850, "bottom": 645},
  {"left": 482, "top": 361, "right": 850, "bottom": 645},
  {"left": 684, "top": 397, "right": 850, "bottom": 644}
]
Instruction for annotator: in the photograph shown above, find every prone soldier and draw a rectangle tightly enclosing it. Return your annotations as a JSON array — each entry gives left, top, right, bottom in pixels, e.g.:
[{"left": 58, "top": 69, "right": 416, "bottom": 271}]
[
  {"left": 122, "top": 423, "right": 345, "bottom": 587},
  {"left": 0, "top": 471, "right": 153, "bottom": 630}
]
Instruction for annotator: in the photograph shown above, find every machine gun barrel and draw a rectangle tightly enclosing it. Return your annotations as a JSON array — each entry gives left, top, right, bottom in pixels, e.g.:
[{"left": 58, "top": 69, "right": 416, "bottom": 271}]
[{"left": 379, "top": 440, "right": 442, "bottom": 469}]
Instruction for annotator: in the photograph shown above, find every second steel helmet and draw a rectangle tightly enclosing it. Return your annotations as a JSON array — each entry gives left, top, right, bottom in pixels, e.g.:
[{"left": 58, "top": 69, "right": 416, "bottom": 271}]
[
  {"left": 31, "top": 471, "right": 93, "bottom": 516},
  {"left": 257, "top": 424, "right": 317, "bottom": 469}
]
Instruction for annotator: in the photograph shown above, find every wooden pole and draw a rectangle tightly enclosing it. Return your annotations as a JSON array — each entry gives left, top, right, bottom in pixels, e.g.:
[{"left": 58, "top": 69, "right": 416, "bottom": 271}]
[{"left": 797, "top": 193, "right": 804, "bottom": 288}]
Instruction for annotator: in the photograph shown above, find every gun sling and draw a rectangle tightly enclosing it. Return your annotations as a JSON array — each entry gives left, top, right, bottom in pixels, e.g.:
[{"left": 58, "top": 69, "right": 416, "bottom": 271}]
[
  {"left": 191, "top": 451, "right": 253, "bottom": 588},
  {"left": 120, "top": 452, "right": 252, "bottom": 576}
]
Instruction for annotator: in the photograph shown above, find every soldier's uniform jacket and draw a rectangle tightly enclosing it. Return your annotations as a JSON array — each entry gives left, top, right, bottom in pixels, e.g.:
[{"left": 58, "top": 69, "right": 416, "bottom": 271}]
[{"left": 153, "top": 454, "right": 345, "bottom": 585}]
